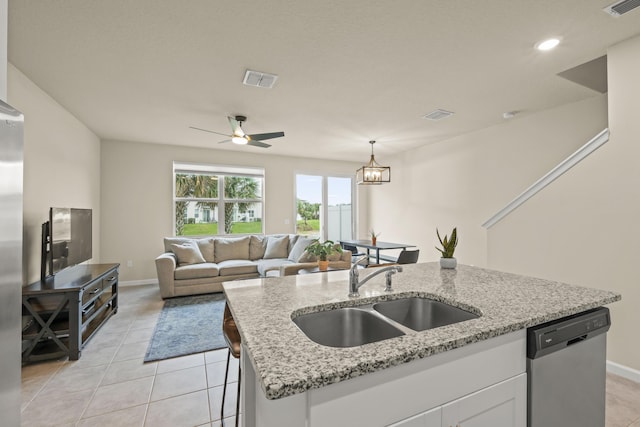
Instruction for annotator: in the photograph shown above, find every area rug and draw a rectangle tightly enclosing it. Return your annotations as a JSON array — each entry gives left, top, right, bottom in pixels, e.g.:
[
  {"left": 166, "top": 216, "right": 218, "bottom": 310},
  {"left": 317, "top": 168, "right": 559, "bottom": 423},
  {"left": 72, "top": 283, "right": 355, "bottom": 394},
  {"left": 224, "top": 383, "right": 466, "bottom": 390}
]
[{"left": 144, "top": 293, "right": 227, "bottom": 362}]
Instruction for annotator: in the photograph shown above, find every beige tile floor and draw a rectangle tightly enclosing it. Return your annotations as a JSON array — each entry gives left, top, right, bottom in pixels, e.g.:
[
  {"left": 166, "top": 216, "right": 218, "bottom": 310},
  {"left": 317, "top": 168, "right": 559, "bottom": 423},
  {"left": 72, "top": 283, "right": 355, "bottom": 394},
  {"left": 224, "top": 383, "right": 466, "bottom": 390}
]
[
  {"left": 21, "top": 284, "right": 239, "bottom": 427},
  {"left": 21, "top": 284, "right": 640, "bottom": 427}
]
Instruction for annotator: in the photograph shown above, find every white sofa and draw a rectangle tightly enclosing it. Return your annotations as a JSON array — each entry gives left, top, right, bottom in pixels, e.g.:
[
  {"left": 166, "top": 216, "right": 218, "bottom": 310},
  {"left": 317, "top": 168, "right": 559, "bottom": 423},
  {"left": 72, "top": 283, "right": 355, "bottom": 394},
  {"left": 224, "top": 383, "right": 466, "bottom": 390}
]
[{"left": 155, "top": 234, "right": 351, "bottom": 299}]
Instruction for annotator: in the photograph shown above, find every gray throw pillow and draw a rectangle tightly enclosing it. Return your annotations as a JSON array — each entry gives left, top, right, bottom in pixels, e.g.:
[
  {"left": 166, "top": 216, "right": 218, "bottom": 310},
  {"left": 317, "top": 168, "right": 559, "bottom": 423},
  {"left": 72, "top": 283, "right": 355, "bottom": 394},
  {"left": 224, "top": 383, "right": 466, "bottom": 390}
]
[
  {"left": 249, "top": 235, "right": 267, "bottom": 260},
  {"left": 170, "top": 242, "right": 206, "bottom": 265},
  {"left": 264, "top": 235, "right": 289, "bottom": 259},
  {"left": 288, "top": 237, "right": 314, "bottom": 262},
  {"left": 215, "top": 236, "right": 251, "bottom": 262}
]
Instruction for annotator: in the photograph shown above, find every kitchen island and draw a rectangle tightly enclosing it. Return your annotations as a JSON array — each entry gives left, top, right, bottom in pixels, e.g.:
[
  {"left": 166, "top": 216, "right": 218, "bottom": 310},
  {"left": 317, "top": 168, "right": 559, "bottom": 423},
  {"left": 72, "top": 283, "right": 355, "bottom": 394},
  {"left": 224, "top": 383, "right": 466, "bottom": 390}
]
[{"left": 222, "top": 262, "right": 620, "bottom": 426}]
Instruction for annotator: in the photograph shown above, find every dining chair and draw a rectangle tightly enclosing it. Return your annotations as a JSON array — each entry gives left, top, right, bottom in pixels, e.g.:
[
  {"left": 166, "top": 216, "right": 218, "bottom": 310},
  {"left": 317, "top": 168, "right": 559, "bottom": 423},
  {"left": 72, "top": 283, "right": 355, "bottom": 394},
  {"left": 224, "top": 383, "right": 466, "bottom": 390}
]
[
  {"left": 396, "top": 249, "right": 420, "bottom": 264},
  {"left": 221, "top": 302, "right": 241, "bottom": 426},
  {"left": 341, "top": 243, "right": 366, "bottom": 262}
]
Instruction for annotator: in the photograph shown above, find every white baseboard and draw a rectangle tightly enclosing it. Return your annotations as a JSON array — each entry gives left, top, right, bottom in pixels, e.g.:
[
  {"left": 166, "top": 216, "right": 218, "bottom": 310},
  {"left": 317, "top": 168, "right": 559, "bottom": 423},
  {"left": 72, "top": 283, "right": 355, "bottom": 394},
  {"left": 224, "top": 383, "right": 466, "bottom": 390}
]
[
  {"left": 119, "top": 279, "right": 158, "bottom": 287},
  {"left": 607, "top": 360, "right": 640, "bottom": 383}
]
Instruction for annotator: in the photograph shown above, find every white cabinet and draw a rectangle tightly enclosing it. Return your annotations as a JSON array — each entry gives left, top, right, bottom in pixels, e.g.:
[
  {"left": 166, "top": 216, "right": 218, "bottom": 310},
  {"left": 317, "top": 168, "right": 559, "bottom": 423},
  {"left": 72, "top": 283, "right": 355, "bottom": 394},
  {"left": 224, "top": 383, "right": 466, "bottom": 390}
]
[
  {"left": 441, "top": 374, "right": 526, "bottom": 427},
  {"left": 388, "top": 407, "right": 441, "bottom": 427},
  {"left": 386, "top": 374, "right": 526, "bottom": 427},
  {"left": 243, "top": 331, "right": 527, "bottom": 427}
]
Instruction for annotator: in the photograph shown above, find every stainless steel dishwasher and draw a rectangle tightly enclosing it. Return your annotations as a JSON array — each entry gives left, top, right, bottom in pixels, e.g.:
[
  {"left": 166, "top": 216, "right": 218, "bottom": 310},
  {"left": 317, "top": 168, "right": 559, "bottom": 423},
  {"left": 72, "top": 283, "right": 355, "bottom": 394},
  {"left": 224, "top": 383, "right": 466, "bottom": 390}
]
[{"left": 527, "top": 306, "right": 611, "bottom": 427}]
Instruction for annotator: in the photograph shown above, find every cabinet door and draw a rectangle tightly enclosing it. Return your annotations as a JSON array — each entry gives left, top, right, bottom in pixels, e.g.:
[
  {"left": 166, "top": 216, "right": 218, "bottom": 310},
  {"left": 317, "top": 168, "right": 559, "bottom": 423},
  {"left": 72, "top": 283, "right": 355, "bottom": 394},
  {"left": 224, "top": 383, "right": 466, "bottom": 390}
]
[
  {"left": 387, "top": 406, "right": 441, "bottom": 427},
  {"left": 441, "top": 373, "right": 526, "bottom": 427}
]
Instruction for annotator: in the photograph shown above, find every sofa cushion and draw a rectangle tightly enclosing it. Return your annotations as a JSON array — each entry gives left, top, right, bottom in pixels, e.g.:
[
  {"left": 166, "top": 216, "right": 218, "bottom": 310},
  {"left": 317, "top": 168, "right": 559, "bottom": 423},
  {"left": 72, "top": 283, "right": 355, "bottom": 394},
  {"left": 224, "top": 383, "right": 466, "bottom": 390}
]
[
  {"left": 249, "top": 235, "right": 267, "bottom": 260},
  {"left": 288, "top": 237, "right": 314, "bottom": 262},
  {"left": 215, "top": 236, "right": 251, "bottom": 263},
  {"left": 264, "top": 235, "right": 289, "bottom": 259},
  {"left": 255, "top": 258, "right": 293, "bottom": 276},
  {"left": 174, "top": 263, "right": 219, "bottom": 280},
  {"left": 170, "top": 242, "right": 206, "bottom": 265},
  {"left": 217, "top": 259, "right": 258, "bottom": 276},
  {"left": 164, "top": 237, "right": 214, "bottom": 263}
]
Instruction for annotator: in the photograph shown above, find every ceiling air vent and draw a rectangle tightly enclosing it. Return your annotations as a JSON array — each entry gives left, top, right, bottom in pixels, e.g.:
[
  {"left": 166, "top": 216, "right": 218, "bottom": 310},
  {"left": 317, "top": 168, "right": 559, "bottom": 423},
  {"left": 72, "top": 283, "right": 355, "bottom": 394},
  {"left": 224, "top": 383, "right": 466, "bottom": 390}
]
[
  {"left": 423, "top": 109, "right": 454, "bottom": 121},
  {"left": 603, "top": 0, "right": 640, "bottom": 16},
  {"left": 243, "top": 70, "right": 278, "bottom": 88}
]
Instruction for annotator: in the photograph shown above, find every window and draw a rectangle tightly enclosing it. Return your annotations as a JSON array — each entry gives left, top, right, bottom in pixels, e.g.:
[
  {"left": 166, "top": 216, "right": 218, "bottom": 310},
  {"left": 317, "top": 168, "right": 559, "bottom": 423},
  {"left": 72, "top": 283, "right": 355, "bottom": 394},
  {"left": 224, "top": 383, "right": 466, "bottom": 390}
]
[
  {"left": 295, "top": 173, "right": 353, "bottom": 241},
  {"left": 174, "top": 163, "right": 264, "bottom": 236}
]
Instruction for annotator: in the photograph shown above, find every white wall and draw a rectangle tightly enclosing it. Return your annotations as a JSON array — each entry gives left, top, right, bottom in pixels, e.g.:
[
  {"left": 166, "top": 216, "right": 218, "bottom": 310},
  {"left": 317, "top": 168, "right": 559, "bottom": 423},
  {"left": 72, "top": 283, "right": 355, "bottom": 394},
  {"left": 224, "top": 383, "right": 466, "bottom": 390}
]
[
  {"left": 488, "top": 35, "right": 640, "bottom": 372},
  {"left": 8, "top": 64, "right": 101, "bottom": 284},
  {"left": 100, "top": 139, "right": 365, "bottom": 282},
  {"left": 368, "top": 94, "right": 608, "bottom": 267}
]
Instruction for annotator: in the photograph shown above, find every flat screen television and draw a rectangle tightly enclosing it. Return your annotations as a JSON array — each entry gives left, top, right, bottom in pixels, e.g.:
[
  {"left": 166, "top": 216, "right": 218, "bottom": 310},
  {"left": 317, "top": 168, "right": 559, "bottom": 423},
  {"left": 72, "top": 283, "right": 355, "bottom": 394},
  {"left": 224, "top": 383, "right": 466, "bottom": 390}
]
[{"left": 41, "top": 207, "right": 92, "bottom": 279}]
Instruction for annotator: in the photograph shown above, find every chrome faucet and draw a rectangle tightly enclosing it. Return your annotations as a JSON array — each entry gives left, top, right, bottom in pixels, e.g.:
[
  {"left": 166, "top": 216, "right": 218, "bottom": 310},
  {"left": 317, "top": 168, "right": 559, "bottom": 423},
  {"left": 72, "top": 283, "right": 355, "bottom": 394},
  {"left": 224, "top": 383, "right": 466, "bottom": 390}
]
[{"left": 349, "top": 256, "right": 403, "bottom": 297}]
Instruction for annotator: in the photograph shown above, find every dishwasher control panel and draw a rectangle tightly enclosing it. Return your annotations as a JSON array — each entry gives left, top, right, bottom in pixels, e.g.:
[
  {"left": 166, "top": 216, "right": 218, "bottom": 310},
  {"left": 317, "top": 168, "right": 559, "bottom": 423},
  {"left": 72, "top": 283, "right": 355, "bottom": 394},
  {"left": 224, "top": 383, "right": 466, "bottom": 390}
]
[{"left": 527, "top": 307, "right": 610, "bottom": 359}]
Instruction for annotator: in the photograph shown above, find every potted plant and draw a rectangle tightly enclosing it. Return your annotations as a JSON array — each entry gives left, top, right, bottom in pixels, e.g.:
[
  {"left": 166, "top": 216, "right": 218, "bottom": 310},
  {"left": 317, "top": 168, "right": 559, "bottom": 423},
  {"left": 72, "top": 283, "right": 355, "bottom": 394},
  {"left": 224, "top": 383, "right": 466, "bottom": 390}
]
[
  {"left": 370, "top": 229, "right": 381, "bottom": 246},
  {"left": 436, "top": 227, "right": 458, "bottom": 269},
  {"left": 305, "top": 239, "right": 343, "bottom": 271}
]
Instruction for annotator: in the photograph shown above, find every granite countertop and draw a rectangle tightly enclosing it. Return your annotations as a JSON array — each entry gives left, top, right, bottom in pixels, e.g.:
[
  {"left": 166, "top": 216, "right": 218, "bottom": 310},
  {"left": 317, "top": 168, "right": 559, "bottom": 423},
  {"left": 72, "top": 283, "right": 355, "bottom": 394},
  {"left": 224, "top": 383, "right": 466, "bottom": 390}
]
[{"left": 222, "top": 262, "right": 621, "bottom": 400}]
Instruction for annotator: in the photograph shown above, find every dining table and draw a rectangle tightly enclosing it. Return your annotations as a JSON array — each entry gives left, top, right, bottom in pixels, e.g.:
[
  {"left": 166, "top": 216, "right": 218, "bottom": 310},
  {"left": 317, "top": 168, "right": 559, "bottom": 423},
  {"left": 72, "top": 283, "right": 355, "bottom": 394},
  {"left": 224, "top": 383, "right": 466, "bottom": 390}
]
[{"left": 339, "top": 239, "right": 416, "bottom": 265}]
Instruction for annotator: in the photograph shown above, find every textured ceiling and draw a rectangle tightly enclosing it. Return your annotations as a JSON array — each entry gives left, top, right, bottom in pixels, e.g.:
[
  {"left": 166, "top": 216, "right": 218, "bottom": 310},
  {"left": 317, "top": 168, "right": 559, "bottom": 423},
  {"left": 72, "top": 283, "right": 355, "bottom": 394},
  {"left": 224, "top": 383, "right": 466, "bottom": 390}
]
[{"left": 7, "top": 1, "right": 640, "bottom": 162}]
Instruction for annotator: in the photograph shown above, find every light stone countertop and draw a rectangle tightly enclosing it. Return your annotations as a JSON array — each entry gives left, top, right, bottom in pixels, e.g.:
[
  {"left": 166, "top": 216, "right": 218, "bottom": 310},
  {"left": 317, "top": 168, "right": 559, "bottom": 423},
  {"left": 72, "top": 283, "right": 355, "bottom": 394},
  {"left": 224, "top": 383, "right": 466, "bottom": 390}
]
[{"left": 222, "top": 262, "right": 621, "bottom": 400}]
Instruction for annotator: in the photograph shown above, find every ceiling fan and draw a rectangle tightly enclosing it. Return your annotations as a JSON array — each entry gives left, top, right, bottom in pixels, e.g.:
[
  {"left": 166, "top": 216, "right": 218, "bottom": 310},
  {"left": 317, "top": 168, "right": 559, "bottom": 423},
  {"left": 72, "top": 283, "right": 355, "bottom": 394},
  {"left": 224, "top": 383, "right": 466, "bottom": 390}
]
[{"left": 189, "top": 115, "right": 284, "bottom": 148}]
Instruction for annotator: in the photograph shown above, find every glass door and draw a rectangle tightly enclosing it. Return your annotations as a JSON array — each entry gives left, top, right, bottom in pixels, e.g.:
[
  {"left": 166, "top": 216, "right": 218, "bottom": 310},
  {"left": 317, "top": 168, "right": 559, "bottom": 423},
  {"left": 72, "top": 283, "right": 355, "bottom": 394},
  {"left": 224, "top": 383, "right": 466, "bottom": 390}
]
[{"left": 295, "top": 174, "right": 353, "bottom": 241}]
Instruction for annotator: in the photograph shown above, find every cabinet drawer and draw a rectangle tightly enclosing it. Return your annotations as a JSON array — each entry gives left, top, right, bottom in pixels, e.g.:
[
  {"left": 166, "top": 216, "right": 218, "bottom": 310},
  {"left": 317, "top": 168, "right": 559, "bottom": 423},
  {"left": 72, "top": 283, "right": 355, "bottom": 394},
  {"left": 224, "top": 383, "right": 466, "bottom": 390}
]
[
  {"left": 82, "top": 281, "right": 104, "bottom": 306},
  {"left": 102, "top": 273, "right": 118, "bottom": 288}
]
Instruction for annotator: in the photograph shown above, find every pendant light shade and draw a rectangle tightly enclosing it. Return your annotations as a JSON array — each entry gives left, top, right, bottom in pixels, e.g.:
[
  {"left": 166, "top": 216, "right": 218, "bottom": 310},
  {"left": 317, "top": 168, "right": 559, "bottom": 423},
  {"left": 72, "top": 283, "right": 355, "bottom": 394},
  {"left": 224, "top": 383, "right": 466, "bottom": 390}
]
[{"left": 356, "top": 140, "right": 390, "bottom": 185}]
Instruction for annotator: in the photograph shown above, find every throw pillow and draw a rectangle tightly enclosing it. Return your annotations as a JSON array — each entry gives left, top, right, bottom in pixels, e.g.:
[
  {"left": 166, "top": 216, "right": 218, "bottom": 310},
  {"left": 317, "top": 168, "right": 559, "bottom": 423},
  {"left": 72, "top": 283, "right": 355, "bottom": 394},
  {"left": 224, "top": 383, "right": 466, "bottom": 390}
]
[
  {"left": 288, "top": 237, "right": 314, "bottom": 262},
  {"left": 215, "top": 236, "right": 251, "bottom": 263},
  {"left": 264, "top": 235, "right": 289, "bottom": 259},
  {"left": 327, "top": 243, "right": 342, "bottom": 261},
  {"left": 249, "top": 235, "right": 267, "bottom": 260},
  {"left": 298, "top": 250, "right": 317, "bottom": 263},
  {"left": 170, "top": 242, "right": 206, "bottom": 265},
  {"left": 164, "top": 237, "right": 214, "bottom": 262}
]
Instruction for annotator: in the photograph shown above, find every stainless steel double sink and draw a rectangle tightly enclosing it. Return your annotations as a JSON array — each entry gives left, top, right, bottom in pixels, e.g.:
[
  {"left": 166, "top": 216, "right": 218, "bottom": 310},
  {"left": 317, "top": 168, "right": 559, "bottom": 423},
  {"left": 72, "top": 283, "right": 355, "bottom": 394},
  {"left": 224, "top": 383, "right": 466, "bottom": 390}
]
[{"left": 292, "top": 297, "right": 480, "bottom": 348}]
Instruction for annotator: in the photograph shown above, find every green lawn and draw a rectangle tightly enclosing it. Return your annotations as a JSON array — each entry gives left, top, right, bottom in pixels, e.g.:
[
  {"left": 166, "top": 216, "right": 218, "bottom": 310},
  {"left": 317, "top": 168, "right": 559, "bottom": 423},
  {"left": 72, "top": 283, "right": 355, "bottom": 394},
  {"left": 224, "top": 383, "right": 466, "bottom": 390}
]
[
  {"left": 296, "top": 219, "right": 320, "bottom": 235},
  {"left": 182, "top": 221, "right": 262, "bottom": 236}
]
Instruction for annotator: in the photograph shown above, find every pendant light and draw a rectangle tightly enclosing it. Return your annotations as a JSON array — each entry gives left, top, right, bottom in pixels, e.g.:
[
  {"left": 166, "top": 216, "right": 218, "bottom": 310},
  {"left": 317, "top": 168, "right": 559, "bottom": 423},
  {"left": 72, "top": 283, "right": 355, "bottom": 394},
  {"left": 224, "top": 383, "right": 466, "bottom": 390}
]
[{"left": 356, "top": 140, "right": 390, "bottom": 185}]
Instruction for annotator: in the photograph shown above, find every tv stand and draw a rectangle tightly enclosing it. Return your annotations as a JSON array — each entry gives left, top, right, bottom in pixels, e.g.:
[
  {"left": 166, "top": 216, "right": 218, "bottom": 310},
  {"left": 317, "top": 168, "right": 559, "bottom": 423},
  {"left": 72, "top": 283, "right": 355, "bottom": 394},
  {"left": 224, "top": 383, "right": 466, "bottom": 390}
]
[{"left": 22, "top": 263, "right": 119, "bottom": 363}]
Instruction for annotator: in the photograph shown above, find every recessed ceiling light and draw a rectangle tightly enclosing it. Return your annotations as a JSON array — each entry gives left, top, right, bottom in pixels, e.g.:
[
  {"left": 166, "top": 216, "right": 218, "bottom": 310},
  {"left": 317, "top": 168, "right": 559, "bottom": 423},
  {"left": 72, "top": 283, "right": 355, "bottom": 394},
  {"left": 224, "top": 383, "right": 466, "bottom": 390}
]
[{"left": 535, "top": 38, "right": 561, "bottom": 51}]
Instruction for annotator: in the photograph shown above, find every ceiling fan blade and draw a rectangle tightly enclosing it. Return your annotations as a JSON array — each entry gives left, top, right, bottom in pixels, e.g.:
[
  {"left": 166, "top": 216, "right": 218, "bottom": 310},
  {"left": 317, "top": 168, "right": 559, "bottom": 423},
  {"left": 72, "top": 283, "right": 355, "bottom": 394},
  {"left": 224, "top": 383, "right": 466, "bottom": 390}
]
[
  {"left": 247, "top": 131, "right": 284, "bottom": 141},
  {"left": 247, "top": 140, "right": 271, "bottom": 148},
  {"left": 227, "top": 116, "right": 245, "bottom": 137},
  {"left": 189, "top": 126, "right": 231, "bottom": 137}
]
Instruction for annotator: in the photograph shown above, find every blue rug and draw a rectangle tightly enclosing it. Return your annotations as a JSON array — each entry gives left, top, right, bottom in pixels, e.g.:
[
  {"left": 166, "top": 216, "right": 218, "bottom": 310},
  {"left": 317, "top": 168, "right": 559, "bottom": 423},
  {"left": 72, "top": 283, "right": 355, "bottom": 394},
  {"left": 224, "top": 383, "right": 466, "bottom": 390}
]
[{"left": 144, "top": 293, "right": 227, "bottom": 362}]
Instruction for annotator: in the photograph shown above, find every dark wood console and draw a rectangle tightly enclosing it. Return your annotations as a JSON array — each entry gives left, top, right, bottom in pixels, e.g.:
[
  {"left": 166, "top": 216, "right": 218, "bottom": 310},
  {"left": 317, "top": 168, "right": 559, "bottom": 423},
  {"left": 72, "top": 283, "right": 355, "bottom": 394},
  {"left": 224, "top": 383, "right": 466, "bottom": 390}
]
[{"left": 21, "top": 263, "right": 119, "bottom": 363}]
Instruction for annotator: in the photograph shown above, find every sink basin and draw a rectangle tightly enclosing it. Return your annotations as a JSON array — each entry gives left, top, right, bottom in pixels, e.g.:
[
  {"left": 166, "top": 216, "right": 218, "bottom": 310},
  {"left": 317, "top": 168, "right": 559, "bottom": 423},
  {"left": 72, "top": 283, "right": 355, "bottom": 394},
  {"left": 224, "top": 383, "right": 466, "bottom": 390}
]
[
  {"left": 292, "top": 308, "right": 405, "bottom": 348},
  {"left": 373, "top": 297, "right": 479, "bottom": 331}
]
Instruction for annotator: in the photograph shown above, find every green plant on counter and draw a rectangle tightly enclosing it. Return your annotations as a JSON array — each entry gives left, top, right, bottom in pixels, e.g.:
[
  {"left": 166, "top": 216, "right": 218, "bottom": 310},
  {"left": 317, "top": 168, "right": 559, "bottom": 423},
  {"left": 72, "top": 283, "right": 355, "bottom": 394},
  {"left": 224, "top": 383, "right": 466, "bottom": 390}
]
[
  {"left": 436, "top": 227, "right": 458, "bottom": 258},
  {"left": 305, "top": 239, "right": 342, "bottom": 261},
  {"left": 369, "top": 229, "right": 381, "bottom": 239}
]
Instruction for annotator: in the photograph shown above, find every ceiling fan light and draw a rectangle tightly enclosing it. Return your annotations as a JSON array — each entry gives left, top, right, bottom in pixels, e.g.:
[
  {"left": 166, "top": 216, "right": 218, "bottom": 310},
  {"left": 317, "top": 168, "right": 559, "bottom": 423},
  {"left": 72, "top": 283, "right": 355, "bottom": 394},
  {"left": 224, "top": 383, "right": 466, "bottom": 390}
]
[
  {"left": 535, "top": 38, "right": 560, "bottom": 51},
  {"left": 232, "top": 136, "right": 248, "bottom": 145}
]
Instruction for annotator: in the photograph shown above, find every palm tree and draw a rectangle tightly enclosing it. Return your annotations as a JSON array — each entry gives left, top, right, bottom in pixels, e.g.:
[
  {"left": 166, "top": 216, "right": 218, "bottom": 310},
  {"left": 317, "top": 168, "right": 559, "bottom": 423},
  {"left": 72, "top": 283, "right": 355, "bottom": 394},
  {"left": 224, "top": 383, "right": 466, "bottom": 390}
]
[
  {"left": 224, "top": 177, "right": 259, "bottom": 234},
  {"left": 175, "top": 174, "right": 259, "bottom": 235},
  {"left": 175, "top": 174, "right": 219, "bottom": 235},
  {"left": 175, "top": 174, "right": 195, "bottom": 235}
]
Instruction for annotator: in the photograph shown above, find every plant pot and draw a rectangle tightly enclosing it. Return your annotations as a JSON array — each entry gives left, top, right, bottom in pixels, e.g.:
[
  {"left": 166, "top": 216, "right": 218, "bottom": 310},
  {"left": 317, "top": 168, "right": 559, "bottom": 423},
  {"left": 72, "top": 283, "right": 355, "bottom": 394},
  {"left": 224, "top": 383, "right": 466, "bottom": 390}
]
[
  {"left": 318, "top": 260, "right": 329, "bottom": 271},
  {"left": 440, "top": 257, "right": 457, "bottom": 269},
  {"left": 371, "top": 237, "right": 377, "bottom": 246}
]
